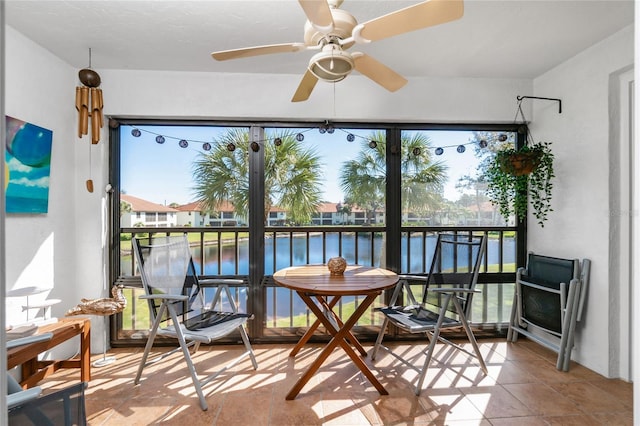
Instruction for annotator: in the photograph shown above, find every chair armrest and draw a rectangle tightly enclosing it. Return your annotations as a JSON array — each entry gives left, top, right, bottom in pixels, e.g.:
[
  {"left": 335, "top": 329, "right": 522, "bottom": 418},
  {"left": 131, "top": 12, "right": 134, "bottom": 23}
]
[
  {"left": 7, "top": 386, "right": 42, "bottom": 409},
  {"left": 430, "top": 288, "right": 480, "bottom": 294},
  {"left": 398, "top": 274, "right": 429, "bottom": 282},
  {"left": 516, "top": 278, "right": 562, "bottom": 294},
  {"left": 139, "top": 294, "right": 188, "bottom": 301},
  {"left": 199, "top": 278, "right": 244, "bottom": 285}
]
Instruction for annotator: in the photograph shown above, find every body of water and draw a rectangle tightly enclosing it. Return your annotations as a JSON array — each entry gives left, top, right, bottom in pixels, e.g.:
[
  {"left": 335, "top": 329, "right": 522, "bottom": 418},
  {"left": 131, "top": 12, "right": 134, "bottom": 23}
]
[
  {"left": 191, "top": 233, "right": 516, "bottom": 276},
  {"left": 127, "top": 233, "right": 515, "bottom": 320}
]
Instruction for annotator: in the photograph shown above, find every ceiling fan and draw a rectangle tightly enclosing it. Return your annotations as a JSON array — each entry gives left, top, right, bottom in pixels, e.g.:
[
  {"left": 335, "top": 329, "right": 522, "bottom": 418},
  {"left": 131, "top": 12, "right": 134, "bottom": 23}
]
[{"left": 211, "top": 0, "right": 464, "bottom": 102}]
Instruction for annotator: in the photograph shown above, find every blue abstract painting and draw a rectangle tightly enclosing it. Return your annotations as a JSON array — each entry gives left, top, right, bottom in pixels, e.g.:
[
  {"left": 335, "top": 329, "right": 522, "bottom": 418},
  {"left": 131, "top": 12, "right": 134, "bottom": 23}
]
[{"left": 5, "top": 116, "right": 53, "bottom": 214}]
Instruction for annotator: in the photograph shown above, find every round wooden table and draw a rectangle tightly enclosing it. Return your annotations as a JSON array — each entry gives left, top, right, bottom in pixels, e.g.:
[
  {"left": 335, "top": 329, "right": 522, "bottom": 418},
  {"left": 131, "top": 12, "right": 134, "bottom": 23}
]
[{"left": 273, "top": 264, "right": 398, "bottom": 400}]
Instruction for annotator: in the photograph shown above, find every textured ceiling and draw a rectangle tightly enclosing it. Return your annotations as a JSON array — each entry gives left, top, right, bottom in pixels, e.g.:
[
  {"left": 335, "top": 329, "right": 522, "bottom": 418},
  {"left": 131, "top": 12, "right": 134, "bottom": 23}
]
[{"left": 5, "top": 0, "right": 634, "bottom": 80}]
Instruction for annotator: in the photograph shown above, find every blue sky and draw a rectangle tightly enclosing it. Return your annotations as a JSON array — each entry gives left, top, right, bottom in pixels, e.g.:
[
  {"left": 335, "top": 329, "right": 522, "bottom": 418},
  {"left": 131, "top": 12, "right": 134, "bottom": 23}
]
[{"left": 120, "top": 125, "right": 481, "bottom": 206}]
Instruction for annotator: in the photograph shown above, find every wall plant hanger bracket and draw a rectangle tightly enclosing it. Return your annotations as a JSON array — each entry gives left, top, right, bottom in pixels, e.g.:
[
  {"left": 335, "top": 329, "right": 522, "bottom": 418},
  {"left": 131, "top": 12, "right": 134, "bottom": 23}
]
[{"left": 516, "top": 95, "right": 562, "bottom": 114}]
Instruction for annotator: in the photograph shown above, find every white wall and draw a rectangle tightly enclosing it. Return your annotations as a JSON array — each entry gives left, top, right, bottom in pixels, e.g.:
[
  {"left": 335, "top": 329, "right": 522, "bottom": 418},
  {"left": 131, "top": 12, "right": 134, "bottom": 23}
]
[
  {"left": 530, "top": 25, "right": 634, "bottom": 377},
  {"left": 4, "top": 26, "right": 105, "bottom": 357},
  {"left": 100, "top": 69, "right": 529, "bottom": 123}
]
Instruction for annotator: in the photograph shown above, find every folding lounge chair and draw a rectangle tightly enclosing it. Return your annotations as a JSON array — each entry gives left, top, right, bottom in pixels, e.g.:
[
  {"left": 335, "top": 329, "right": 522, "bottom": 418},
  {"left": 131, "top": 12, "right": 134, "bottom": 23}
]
[
  {"left": 132, "top": 235, "right": 258, "bottom": 411},
  {"left": 507, "top": 252, "right": 590, "bottom": 371},
  {"left": 371, "top": 233, "right": 488, "bottom": 395}
]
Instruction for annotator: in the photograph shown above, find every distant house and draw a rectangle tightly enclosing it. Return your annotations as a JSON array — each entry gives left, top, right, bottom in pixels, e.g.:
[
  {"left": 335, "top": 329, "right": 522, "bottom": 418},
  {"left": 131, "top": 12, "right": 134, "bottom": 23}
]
[
  {"left": 311, "top": 202, "right": 382, "bottom": 225},
  {"left": 174, "top": 201, "right": 208, "bottom": 227},
  {"left": 267, "top": 205, "right": 287, "bottom": 226},
  {"left": 175, "top": 200, "right": 246, "bottom": 227},
  {"left": 120, "top": 194, "right": 178, "bottom": 228},
  {"left": 121, "top": 196, "right": 388, "bottom": 227},
  {"left": 465, "top": 201, "right": 504, "bottom": 226},
  {"left": 312, "top": 202, "right": 339, "bottom": 225}
]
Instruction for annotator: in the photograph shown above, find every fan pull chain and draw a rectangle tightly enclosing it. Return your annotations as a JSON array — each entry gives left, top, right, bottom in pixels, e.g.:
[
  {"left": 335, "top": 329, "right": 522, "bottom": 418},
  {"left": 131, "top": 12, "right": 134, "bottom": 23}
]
[{"left": 333, "top": 82, "right": 336, "bottom": 117}]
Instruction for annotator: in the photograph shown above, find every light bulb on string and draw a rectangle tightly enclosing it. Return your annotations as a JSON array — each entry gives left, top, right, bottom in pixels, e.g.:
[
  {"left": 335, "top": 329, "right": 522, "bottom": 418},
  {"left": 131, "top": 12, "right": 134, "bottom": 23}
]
[{"left": 125, "top": 124, "right": 487, "bottom": 157}]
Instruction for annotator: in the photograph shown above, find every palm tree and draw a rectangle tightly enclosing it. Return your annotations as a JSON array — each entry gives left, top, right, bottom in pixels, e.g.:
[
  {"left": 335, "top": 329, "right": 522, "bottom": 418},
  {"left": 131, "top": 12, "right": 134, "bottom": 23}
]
[
  {"left": 336, "top": 202, "right": 352, "bottom": 225},
  {"left": 339, "top": 131, "right": 447, "bottom": 223},
  {"left": 120, "top": 200, "right": 132, "bottom": 217},
  {"left": 456, "top": 174, "right": 489, "bottom": 225},
  {"left": 191, "top": 129, "right": 323, "bottom": 225}
]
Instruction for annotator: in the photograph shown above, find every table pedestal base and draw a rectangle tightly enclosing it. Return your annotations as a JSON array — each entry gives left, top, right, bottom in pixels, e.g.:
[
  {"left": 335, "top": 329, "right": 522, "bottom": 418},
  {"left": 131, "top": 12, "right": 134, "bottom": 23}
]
[{"left": 286, "top": 292, "right": 388, "bottom": 400}]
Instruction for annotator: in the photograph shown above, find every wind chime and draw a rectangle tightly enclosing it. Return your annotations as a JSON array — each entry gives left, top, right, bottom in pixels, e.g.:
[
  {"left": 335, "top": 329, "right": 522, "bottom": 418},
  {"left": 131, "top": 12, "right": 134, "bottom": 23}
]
[{"left": 75, "top": 48, "right": 104, "bottom": 192}]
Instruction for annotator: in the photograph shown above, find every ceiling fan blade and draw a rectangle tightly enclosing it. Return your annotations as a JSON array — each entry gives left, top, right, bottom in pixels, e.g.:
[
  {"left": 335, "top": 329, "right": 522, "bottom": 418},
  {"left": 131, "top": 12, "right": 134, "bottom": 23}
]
[
  {"left": 352, "top": 53, "right": 408, "bottom": 92},
  {"left": 356, "top": 0, "right": 463, "bottom": 43},
  {"left": 291, "top": 69, "right": 319, "bottom": 102},
  {"left": 298, "top": 0, "right": 334, "bottom": 33},
  {"left": 212, "top": 43, "right": 307, "bottom": 61}
]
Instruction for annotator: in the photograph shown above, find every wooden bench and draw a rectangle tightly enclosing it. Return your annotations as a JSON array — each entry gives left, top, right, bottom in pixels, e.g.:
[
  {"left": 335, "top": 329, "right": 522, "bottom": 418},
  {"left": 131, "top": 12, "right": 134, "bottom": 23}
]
[{"left": 7, "top": 317, "right": 91, "bottom": 388}]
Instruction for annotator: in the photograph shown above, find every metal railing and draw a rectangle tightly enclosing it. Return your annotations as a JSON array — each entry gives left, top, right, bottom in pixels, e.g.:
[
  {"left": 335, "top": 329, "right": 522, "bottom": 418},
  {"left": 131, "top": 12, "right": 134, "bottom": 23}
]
[{"left": 116, "top": 225, "right": 517, "bottom": 341}]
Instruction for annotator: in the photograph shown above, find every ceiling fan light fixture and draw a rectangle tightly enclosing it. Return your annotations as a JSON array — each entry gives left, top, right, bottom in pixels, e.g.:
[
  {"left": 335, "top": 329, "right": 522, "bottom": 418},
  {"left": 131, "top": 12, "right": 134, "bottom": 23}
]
[{"left": 308, "top": 44, "right": 354, "bottom": 82}]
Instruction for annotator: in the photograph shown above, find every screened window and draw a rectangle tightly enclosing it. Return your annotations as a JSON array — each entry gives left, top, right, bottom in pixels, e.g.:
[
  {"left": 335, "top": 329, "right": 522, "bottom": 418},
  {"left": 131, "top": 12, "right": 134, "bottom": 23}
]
[{"left": 112, "top": 121, "right": 522, "bottom": 342}]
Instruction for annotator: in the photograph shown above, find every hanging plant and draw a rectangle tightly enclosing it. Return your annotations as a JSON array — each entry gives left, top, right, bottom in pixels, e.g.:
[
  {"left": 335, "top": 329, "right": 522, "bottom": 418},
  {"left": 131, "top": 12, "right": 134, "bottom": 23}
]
[
  {"left": 484, "top": 100, "right": 555, "bottom": 226},
  {"left": 485, "top": 141, "right": 554, "bottom": 226}
]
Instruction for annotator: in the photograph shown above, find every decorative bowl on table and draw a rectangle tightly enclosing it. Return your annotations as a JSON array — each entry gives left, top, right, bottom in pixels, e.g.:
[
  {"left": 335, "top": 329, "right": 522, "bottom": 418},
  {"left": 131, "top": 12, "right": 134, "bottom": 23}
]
[{"left": 327, "top": 256, "right": 347, "bottom": 276}]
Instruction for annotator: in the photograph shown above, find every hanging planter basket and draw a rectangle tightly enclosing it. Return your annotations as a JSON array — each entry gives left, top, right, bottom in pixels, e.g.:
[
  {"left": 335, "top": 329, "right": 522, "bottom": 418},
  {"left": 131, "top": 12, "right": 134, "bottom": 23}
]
[
  {"left": 485, "top": 141, "right": 555, "bottom": 226},
  {"left": 497, "top": 150, "right": 543, "bottom": 176}
]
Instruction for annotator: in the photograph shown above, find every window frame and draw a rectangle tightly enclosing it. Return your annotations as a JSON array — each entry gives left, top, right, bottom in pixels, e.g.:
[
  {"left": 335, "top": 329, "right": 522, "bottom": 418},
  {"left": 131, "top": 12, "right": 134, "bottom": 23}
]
[{"left": 108, "top": 119, "right": 526, "bottom": 345}]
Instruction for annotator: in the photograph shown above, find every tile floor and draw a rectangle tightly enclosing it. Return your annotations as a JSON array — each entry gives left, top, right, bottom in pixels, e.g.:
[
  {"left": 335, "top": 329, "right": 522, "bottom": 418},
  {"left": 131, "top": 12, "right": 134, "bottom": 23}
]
[{"left": 37, "top": 338, "right": 633, "bottom": 425}]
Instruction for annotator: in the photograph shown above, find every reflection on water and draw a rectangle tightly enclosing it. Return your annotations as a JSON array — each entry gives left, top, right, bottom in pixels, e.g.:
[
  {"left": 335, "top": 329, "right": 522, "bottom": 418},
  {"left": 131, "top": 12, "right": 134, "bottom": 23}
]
[{"left": 189, "top": 233, "right": 515, "bottom": 275}]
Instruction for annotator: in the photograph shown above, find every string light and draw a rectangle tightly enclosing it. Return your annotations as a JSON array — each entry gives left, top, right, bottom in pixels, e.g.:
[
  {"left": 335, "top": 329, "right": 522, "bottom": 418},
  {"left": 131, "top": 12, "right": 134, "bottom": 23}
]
[{"left": 125, "top": 123, "right": 486, "bottom": 156}]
